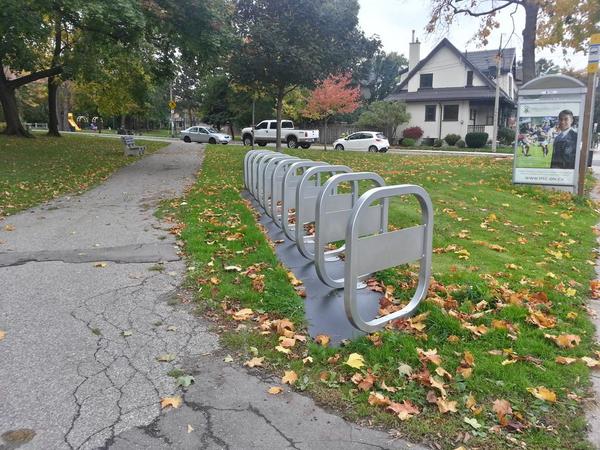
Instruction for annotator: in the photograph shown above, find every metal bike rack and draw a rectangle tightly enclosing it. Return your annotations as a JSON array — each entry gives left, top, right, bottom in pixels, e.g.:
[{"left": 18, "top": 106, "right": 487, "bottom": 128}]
[
  {"left": 268, "top": 158, "right": 312, "bottom": 220},
  {"left": 344, "top": 185, "right": 433, "bottom": 333},
  {"left": 295, "top": 165, "right": 352, "bottom": 258},
  {"left": 314, "top": 172, "right": 387, "bottom": 288},
  {"left": 261, "top": 156, "right": 300, "bottom": 211},
  {"left": 245, "top": 150, "right": 272, "bottom": 192},
  {"left": 252, "top": 152, "right": 284, "bottom": 200},
  {"left": 280, "top": 161, "right": 327, "bottom": 236}
]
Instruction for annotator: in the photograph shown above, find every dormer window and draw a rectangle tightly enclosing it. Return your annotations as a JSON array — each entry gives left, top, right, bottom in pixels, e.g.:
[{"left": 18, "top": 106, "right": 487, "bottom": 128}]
[
  {"left": 420, "top": 73, "right": 433, "bottom": 89},
  {"left": 466, "top": 71, "right": 473, "bottom": 87}
]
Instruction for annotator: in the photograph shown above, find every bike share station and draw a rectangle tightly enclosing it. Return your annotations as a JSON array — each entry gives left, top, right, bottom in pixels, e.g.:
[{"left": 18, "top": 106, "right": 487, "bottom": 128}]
[{"left": 243, "top": 150, "right": 434, "bottom": 344}]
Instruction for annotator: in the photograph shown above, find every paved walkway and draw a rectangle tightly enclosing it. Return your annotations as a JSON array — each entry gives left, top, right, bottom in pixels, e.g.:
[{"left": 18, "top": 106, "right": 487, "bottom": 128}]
[{"left": 0, "top": 142, "right": 417, "bottom": 449}]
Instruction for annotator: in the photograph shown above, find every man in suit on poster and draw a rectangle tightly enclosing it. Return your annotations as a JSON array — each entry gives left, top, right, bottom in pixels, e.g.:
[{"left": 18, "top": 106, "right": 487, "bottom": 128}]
[{"left": 550, "top": 110, "right": 578, "bottom": 169}]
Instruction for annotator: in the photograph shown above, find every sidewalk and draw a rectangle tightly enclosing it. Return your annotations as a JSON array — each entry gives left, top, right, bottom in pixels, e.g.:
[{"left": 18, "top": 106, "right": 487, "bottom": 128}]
[{"left": 0, "top": 142, "right": 417, "bottom": 449}]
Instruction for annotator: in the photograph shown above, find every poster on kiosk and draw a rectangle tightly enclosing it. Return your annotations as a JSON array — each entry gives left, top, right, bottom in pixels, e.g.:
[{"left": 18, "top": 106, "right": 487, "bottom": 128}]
[{"left": 512, "top": 75, "right": 587, "bottom": 191}]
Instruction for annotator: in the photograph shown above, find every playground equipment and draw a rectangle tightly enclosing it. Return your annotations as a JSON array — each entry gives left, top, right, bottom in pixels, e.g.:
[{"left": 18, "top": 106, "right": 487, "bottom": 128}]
[{"left": 67, "top": 113, "right": 81, "bottom": 131}]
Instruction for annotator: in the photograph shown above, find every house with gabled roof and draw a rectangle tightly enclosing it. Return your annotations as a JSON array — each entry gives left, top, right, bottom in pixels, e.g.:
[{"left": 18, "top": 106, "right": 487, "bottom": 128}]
[{"left": 386, "top": 35, "right": 517, "bottom": 142}]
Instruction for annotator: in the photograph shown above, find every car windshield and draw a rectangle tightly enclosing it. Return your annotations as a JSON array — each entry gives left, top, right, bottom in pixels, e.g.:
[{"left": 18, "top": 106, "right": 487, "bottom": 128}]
[
  {"left": 376, "top": 133, "right": 387, "bottom": 139},
  {"left": 207, "top": 127, "right": 218, "bottom": 133}
]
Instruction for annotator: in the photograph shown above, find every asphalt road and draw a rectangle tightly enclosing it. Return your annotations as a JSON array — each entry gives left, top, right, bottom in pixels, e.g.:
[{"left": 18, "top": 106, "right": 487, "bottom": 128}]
[{"left": 0, "top": 142, "right": 418, "bottom": 450}]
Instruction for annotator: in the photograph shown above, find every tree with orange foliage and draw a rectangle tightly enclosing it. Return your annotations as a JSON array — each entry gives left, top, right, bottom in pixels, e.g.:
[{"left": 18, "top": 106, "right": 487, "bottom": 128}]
[{"left": 303, "top": 74, "right": 361, "bottom": 150}]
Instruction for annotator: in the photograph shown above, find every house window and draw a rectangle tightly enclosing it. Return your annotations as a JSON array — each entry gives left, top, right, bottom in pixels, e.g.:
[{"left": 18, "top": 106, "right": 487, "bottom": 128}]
[
  {"left": 486, "top": 112, "right": 494, "bottom": 126},
  {"left": 443, "top": 105, "right": 459, "bottom": 121},
  {"left": 466, "top": 71, "right": 473, "bottom": 87},
  {"left": 425, "top": 105, "right": 436, "bottom": 122},
  {"left": 420, "top": 73, "right": 433, "bottom": 89},
  {"left": 469, "top": 108, "right": 476, "bottom": 121}
]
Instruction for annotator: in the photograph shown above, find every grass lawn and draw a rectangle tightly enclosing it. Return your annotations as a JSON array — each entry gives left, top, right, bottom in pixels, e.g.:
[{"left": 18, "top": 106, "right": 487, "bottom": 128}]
[
  {"left": 176, "top": 145, "right": 600, "bottom": 449},
  {"left": 0, "top": 134, "right": 166, "bottom": 217},
  {"left": 515, "top": 143, "right": 553, "bottom": 168}
]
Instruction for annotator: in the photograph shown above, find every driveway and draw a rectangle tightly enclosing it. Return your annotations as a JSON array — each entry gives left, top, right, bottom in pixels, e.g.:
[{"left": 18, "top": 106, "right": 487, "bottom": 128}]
[{"left": 0, "top": 142, "right": 416, "bottom": 449}]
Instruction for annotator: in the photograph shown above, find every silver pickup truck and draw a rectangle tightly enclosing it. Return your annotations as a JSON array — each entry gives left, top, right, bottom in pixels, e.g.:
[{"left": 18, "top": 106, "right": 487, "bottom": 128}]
[{"left": 241, "top": 120, "right": 319, "bottom": 149}]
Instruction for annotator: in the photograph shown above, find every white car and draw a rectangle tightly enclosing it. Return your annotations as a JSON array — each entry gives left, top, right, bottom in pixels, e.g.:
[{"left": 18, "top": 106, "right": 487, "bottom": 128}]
[
  {"left": 332, "top": 131, "right": 389, "bottom": 152},
  {"left": 180, "top": 126, "right": 231, "bottom": 144}
]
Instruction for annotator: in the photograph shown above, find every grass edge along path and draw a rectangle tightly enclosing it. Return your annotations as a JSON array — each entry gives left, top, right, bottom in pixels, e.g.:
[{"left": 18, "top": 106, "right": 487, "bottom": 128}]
[
  {"left": 177, "top": 145, "right": 600, "bottom": 450},
  {"left": 0, "top": 134, "right": 166, "bottom": 218}
]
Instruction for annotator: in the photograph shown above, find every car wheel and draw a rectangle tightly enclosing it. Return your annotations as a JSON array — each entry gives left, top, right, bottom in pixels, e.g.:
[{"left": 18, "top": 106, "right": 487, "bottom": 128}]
[
  {"left": 243, "top": 134, "right": 253, "bottom": 146},
  {"left": 209, "top": 137, "right": 217, "bottom": 144},
  {"left": 334, "top": 144, "right": 344, "bottom": 151},
  {"left": 368, "top": 145, "right": 378, "bottom": 152},
  {"left": 300, "top": 143, "right": 311, "bottom": 149},
  {"left": 287, "top": 137, "right": 298, "bottom": 149},
  {"left": 183, "top": 136, "right": 191, "bottom": 143}
]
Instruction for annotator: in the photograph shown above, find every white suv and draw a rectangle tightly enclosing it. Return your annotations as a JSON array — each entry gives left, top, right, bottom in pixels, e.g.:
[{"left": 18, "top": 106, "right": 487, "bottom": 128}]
[{"left": 332, "top": 131, "right": 389, "bottom": 152}]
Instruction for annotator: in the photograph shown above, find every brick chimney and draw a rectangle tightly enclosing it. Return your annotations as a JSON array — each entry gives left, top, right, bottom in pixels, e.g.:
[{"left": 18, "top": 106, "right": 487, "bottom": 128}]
[{"left": 409, "top": 30, "right": 420, "bottom": 73}]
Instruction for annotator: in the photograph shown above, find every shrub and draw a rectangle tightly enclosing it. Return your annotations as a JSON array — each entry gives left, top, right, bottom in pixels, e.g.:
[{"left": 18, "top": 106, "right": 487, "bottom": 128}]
[
  {"left": 444, "top": 133, "right": 461, "bottom": 146},
  {"left": 402, "top": 126, "right": 424, "bottom": 139},
  {"left": 456, "top": 139, "right": 466, "bottom": 148},
  {"left": 465, "top": 132, "right": 489, "bottom": 148},
  {"left": 401, "top": 137, "right": 416, "bottom": 147},
  {"left": 433, "top": 138, "right": 443, "bottom": 147},
  {"left": 497, "top": 127, "right": 515, "bottom": 145}
]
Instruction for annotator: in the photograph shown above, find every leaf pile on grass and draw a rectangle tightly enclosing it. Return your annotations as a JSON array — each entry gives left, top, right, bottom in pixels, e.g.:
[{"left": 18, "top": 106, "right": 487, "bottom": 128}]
[
  {"left": 179, "top": 145, "right": 600, "bottom": 450},
  {"left": 0, "top": 134, "right": 164, "bottom": 217}
]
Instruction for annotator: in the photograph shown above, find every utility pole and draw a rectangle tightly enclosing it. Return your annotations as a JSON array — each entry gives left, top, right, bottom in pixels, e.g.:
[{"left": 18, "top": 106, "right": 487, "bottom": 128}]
[
  {"left": 170, "top": 84, "right": 175, "bottom": 138},
  {"left": 251, "top": 96, "right": 256, "bottom": 150},
  {"left": 491, "top": 35, "right": 503, "bottom": 153},
  {"left": 577, "top": 33, "right": 600, "bottom": 196}
]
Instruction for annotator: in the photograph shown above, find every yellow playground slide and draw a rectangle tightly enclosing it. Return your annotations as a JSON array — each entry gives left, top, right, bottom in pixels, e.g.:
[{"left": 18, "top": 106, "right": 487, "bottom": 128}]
[{"left": 67, "top": 113, "right": 81, "bottom": 131}]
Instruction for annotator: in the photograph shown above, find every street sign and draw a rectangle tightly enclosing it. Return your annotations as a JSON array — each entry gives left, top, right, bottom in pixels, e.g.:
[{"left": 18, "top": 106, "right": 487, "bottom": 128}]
[
  {"left": 168, "top": 100, "right": 176, "bottom": 110},
  {"left": 588, "top": 34, "right": 600, "bottom": 74}
]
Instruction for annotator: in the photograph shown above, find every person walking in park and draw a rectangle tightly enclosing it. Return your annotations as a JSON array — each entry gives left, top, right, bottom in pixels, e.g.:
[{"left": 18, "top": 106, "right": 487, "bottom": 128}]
[{"left": 550, "top": 110, "right": 578, "bottom": 169}]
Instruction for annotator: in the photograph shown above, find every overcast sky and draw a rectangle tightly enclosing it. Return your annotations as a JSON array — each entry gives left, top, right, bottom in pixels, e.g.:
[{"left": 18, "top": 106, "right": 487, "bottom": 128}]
[{"left": 357, "top": 0, "right": 588, "bottom": 70}]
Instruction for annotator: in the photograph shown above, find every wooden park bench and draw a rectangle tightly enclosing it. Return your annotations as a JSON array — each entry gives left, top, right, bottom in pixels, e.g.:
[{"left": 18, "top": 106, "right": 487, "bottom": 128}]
[{"left": 120, "top": 135, "right": 146, "bottom": 156}]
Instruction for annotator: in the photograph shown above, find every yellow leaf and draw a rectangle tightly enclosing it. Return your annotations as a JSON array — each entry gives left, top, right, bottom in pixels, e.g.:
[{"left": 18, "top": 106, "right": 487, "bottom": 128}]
[
  {"left": 210, "top": 277, "right": 220, "bottom": 285},
  {"left": 566, "top": 311, "right": 578, "bottom": 319},
  {"left": 555, "top": 356, "right": 577, "bottom": 365},
  {"left": 302, "top": 356, "right": 313, "bottom": 364},
  {"left": 244, "top": 357, "right": 264, "bottom": 368},
  {"left": 160, "top": 396, "right": 182, "bottom": 409},
  {"left": 268, "top": 386, "right": 283, "bottom": 395},
  {"left": 232, "top": 308, "right": 254, "bottom": 321},
  {"left": 527, "top": 386, "right": 557, "bottom": 402},
  {"left": 275, "top": 345, "right": 291, "bottom": 354},
  {"left": 544, "top": 333, "right": 581, "bottom": 348},
  {"left": 581, "top": 357, "right": 600, "bottom": 368},
  {"left": 279, "top": 337, "right": 296, "bottom": 348},
  {"left": 287, "top": 271, "right": 303, "bottom": 286},
  {"left": 564, "top": 288, "right": 576, "bottom": 297},
  {"left": 345, "top": 353, "right": 365, "bottom": 369},
  {"left": 314, "top": 334, "right": 330, "bottom": 347},
  {"left": 282, "top": 370, "right": 298, "bottom": 385},
  {"left": 436, "top": 398, "right": 458, "bottom": 413},
  {"left": 463, "top": 417, "right": 482, "bottom": 429}
]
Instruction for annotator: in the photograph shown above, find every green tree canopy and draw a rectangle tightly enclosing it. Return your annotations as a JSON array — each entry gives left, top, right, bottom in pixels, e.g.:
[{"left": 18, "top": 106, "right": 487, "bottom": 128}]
[{"left": 357, "top": 101, "right": 410, "bottom": 142}]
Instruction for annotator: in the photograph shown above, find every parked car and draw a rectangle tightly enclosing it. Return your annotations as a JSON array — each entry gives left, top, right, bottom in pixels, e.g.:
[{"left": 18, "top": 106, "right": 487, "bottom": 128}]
[
  {"left": 241, "top": 120, "right": 319, "bottom": 148},
  {"left": 332, "top": 131, "right": 389, "bottom": 152},
  {"left": 180, "top": 126, "right": 231, "bottom": 144}
]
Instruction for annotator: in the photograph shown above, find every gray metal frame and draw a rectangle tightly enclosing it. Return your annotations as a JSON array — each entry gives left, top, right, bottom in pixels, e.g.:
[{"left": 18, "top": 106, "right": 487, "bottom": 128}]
[
  {"left": 261, "top": 156, "right": 299, "bottom": 210},
  {"left": 314, "top": 172, "right": 387, "bottom": 288},
  {"left": 269, "top": 158, "right": 312, "bottom": 221},
  {"left": 255, "top": 153, "right": 285, "bottom": 204},
  {"left": 344, "top": 185, "right": 433, "bottom": 332},
  {"left": 295, "top": 165, "right": 352, "bottom": 256},
  {"left": 246, "top": 150, "right": 273, "bottom": 195},
  {"left": 280, "top": 161, "right": 327, "bottom": 237}
]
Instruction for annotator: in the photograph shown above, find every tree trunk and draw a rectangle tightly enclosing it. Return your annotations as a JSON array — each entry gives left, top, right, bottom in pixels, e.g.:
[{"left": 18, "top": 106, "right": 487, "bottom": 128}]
[
  {"left": 228, "top": 123, "right": 235, "bottom": 141},
  {"left": 275, "top": 86, "right": 284, "bottom": 151},
  {"left": 0, "top": 76, "right": 30, "bottom": 137},
  {"left": 323, "top": 118, "right": 328, "bottom": 151},
  {"left": 521, "top": 0, "right": 539, "bottom": 83},
  {"left": 47, "top": 76, "right": 61, "bottom": 137}
]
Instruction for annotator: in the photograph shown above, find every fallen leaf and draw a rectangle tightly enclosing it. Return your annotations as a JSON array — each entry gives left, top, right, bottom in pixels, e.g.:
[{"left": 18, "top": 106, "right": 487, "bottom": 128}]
[
  {"left": 566, "top": 311, "right": 578, "bottom": 319},
  {"left": 94, "top": 262, "right": 107, "bottom": 268},
  {"left": 160, "top": 396, "right": 182, "bottom": 409},
  {"left": 367, "top": 392, "right": 391, "bottom": 406},
  {"left": 223, "top": 355, "right": 234, "bottom": 363},
  {"left": 187, "top": 424, "right": 194, "bottom": 433},
  {"left": 436, "top": 398, "right": 458, "bottom": 413},
  {"left": 397, "top": 363, "right": 413, "bottom": 377},
  {"left": 544, "top": 333, "right": 581, "bottom": 348},
  {"left": 527, "top": 310, "right": 556, "bottom": 329},
  {"left": 357, "top": 373, "right": 377, "bottom": 391},
  {"left": 176, "top": 375, "right": 195, "bottom": 388},
  {"left": 555, "top": 356, "right": 577, "bottom": 365},
  {"left": 279, "top": 337, "right": 296, "bottom": 348},
  {"left": 463, "top": 417, "right": 482, "bottom": 429},
  {"left": 492, "top": 399, "right": 512, "bottom": 423},
  {"left": 268, "top": 386, "right": 283, "bottom": 395},
  {"left": 527, "top": 386, "right": 557, "bottom": 402},
  {"left": 0, "top": 330, "right": 5, "bottom": 341},
  {"left": 244, "top": 357, "right": 264, "bottom": 368},
  {"left": 417, "top": 348, "right": 442, "bottom": 365},
  {"left": 387, "top": 400, "right": 420, "bottom": 420},
  {"left": 275, "top": 345, "right": 291, "bottom": 354},
  {"left": 314, "top": 334, "right": 330, "bottom": 347},
  {"left": 156, "top": 353, "right": 176, "bottom": 362},
  {"left": 287, "top": 271, "right": 303, "bottom": 286},
  {"left": 302, "top": 356, "right": 313, "bottom": 364},
  {"left": 345, "top": 353, "right": 365, "bottom": 369},
  {"left": 232, "top": 308, "right": 254, "bottom": 321},
  {"left": 224, "top": 265, "right": 242, "bottom": 272},
  {"left": 581, "top": 357, "right": 600, "bottom": 368},
  {"left": 282, "top": 370, "right": 298, "bottom": 385},
  {"left": 3, "top": 224, "right": 15, "bottom": 231}
]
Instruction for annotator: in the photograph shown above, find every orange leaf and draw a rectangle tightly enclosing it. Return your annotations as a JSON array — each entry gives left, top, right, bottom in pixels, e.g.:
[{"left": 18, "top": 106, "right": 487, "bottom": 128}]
[
  {"left": 279, "top": 337, "right": 296, "bottom": 348},
  {"left": 244, "top": 357, "right": 264, "bottom": 368},
  {"left": 387, "top": 400, "right": 420, "bottom": 420},
  {"left": 492, "top": 399, "right": 512, "bottom": 422},
  {"left": 281, "top": 370, "right": 298, "bottom": 385},
  {"left": 367, "top": 392, "right": 391, "bottom": 407},
  {"left": 232, "top": 308, "right": 254, "bottom": 321},
  {"left": 160, "top": 396, "right": 182, "bottom": 409},
  {"left": 544, "top": 333, "right": 581, "bottom": 348},
  {"left": 527, "top": 386, "right": 557, "bottom": 402},
  {"left": 268, "top": 386, "right": 283, "bottom": 395},
  {"left": 555, "top": 356, "right": 577, "bottom": 365},
  {"left": 314, "top": 334, "right": 330, "bottom": 347},
  {"left": 436, "top": 398, "right": 458, "bottom": 413}
]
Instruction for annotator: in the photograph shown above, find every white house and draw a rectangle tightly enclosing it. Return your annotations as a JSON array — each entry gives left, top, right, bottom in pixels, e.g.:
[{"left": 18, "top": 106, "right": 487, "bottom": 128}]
[{"left": 386, "top": 36, "right": 517, "bottom": 142}]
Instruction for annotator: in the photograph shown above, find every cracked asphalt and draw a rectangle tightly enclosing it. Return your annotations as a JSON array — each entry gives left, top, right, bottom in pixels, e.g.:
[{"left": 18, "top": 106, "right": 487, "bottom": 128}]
[{"left": 0, "top": 142, "right": 419, "bottom": 450}]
